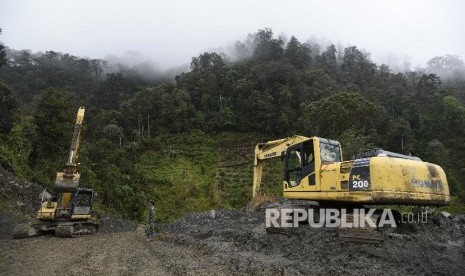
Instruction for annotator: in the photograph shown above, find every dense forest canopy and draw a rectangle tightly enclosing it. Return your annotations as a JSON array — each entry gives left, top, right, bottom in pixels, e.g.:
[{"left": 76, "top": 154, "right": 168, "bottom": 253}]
[{"left": 1, "top": 28, "right": 465, "bottom": 221}]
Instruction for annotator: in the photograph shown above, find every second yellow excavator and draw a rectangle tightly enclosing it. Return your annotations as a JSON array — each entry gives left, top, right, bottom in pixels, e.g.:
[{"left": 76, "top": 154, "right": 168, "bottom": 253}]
[{"left": 249, "top": 135, "right": 450, "bottom": 210}]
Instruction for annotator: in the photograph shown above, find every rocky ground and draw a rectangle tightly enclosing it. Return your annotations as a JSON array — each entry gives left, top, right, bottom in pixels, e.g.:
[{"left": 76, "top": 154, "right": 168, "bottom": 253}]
[
  {"left": 162, "top": 208, "right": 465, "bottom": 275},
  {"left": 1, "top": 165, "right": 465, "bottom": 275},
  {"left": 0, "top": 166, "right": 44, "bottom": 240}
]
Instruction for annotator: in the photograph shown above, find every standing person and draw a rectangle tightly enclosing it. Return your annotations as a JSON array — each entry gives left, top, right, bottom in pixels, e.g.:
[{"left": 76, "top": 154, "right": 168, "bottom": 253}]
[{"left": 146, "top": 201, "right": 156, "bottom": 240}]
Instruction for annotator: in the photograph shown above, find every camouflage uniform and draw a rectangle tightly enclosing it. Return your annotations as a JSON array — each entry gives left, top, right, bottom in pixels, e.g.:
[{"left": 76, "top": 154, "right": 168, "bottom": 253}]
[{"left": 146, "top": 204, "right": 156, "bottom": 239}]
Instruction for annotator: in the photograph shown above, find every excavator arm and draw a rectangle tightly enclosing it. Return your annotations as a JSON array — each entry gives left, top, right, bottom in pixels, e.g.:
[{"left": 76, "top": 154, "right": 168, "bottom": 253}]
[
  {"left": 67, "top": 107, "right": 85, "bottom": 169},
  {"left": 55, "top": 107, "right": 85, "bottom": 192},
  {"left": 248, "top": 135, "right": 310, "bottom": 210}
]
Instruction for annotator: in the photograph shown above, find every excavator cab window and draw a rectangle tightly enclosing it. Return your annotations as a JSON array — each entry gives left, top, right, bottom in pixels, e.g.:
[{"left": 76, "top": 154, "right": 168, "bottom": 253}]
[
  {"left": 286, "top": 148, "right": 302, "bottom": 187},
  {"left": 75, "top": 193, "right": 91, "bottom": 207},
  {"left": 302, "top": 141, "right": 316, "bottom": 185},
  {"left": 285, "top": 140, "right": 317, "bottom": 187},
  {"left": 320, "top": 141, "right": 342, "bottom": 163},
  {"left": 72, "top": 190, "right": 93, "bottom": 215},
  {"left": 302, "top": 141, "right": 314, "bottom": 166}
]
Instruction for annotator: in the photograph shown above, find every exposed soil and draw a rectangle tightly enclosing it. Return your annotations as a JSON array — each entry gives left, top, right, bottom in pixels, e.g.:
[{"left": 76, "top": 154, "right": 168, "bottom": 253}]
[{"left": 0, "top": 166, "right": 45, "bottom": 239}]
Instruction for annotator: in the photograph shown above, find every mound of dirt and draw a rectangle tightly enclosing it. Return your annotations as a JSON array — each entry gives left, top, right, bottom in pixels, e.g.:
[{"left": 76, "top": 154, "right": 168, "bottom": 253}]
[
  {"left": 0, "top": 166, "right": 45, "bottom": 239},
  {"left": 163, "top": 207, "right": 465, "bottom": 275},
  {"left": 0, "top": 167, "right": 44, "bottom": 218}
]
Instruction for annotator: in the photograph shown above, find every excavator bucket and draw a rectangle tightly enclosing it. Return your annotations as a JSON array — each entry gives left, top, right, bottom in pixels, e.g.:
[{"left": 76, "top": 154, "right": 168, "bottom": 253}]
[
  {"left": 54, "top": 172, "right": 80, "bottom": 192},
  {"left": 246, "top": 194, "right": 276, "bottom": 212}
]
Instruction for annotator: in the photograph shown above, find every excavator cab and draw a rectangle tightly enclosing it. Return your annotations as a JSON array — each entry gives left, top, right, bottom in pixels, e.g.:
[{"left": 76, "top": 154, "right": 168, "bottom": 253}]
[
  {"left": 71, "top": 188, "right": 95, "bottom": 217},
  {"left": 53, "top": 188, "right": 95, "bottom": 220},
  {"left": 284, "top": 139, "right": 318, "bottom": 187},
  {"left": 283, "top": 138, "right": 342, "bottom": 190}
]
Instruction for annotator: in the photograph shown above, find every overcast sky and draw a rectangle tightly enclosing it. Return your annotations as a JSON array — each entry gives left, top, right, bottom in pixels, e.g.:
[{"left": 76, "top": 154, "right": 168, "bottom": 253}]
[{"left": 1, "top": 0, "right": 464, "bottom": 70}]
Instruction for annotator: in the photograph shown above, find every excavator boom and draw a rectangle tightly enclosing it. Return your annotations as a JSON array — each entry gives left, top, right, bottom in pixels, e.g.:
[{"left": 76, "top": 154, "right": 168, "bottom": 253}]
[
  {"left": 252, "top": 135, "right": 309, "bottom": 197},
  {"left": 55, "top": 107, "right": 85, "bottom": 192},
  {"left": 68, "top": 107, "right": 85, "bottom": 165},
  {"left": 248, "top": 135, "right": 310, "bottom": 211}
]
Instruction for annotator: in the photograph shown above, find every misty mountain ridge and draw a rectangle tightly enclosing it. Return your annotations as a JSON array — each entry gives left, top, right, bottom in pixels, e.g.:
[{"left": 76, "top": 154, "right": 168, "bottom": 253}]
[{"left": 3, "top": 28, "right": 464, "bottom": 85}]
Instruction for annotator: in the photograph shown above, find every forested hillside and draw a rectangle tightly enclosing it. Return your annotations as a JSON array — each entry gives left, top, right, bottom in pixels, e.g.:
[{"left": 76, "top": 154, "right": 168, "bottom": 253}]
[{"left": 1, "top": 28, "right": 464, "bottom": 221}]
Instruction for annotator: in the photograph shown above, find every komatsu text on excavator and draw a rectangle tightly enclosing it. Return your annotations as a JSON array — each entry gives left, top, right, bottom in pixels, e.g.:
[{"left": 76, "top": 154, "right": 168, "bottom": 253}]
[
  {"left": 250, "top": 135, "right": 450, "bottom": 209},
  {"left": 14, "top": 107, "right": 98, "bottom": 238}
]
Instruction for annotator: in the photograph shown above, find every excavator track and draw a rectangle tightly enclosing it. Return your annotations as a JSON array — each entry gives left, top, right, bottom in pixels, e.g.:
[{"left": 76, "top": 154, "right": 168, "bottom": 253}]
[
  {"left": 261, "top": 201, "right": 386, "bottom": 244},
  {"left": 13, "top": 223, "right": 38, "bottom": 239},
  {"left": 337, "top": 210, "right": 405, "bottom": 244},
  {"left": 338, "top": 228, "right": 381, "bottom": 244},
  {"left": 13, "top": 221, "right": 57, "bottom": 239},
  {"left": 55, "top": 223, "right": 74, "bottom": 237},
  {"left": 337, "top": 213, "right": 381, "bottom": 245},
  {"left": 55, "top": 221, "right": 98, "bottom": 238}
]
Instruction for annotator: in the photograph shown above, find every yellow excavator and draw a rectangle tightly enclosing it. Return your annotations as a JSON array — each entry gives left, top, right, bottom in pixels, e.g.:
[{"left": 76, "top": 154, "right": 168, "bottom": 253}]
[
  {"left": 14, "top": 107, "right": 98, "bottom": 238},
  {"left": 248, "top": 135, "right": 450, "bottom": 241}
]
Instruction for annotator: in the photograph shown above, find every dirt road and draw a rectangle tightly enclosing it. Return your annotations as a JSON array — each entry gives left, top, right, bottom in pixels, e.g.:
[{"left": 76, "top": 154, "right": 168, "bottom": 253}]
[{"left": 0, "top": 229, "right": 234, "bottom": 276}]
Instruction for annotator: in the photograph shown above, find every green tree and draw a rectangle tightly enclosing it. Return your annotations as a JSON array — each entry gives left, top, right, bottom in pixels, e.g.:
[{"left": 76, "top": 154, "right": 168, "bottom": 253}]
[
  {"left": 443, "top": 96, "right": 465, "bottom": 135},
  {"left": 251, "top": 28, "right": 284, "bottom": 60},
  {"left": 427, "top": 55, "right": 465, "bottom": 79},
  {"left": 103, "top": 124, "right": 124, "bottom": 144},
  {"left": 191, "top": 52, "right": 226, "bottom": 73},
  {"left": 284, "top": 36, "right": 312, "bottom": 69},
  {"left": 0, "top": 28, "right": 6, "bottom": 67},
  {"left": 93, "top": 72, "right": 127, "bottom": 110},
  {"left": 299, "top": 92, "right": 378, "bottom": 137},
  {"left": 337, "top": 128, "right": 374, "bottom": 160},
  {"left": 0, "top": 82, "right": 16, "bottom": 133},
  {"left": 32, "top": 89, "right": 76, "bottom": 162},
  {"left": 384, "top": 118, "right": 414, "bottom": 154},
  {"left": 161, "top": 87, "right": 195, "bottom": 133},
  {"left": 317, "top": 44, "right": 338, "bottom": 72},
  {"left": 341, "top": 46, "right": 377, "bottom": 91},
  {"left": 298, "top": 69, "right": 338, "bottom": 102},
  {"left": 90, "top": 59, "right": 106, "bottom": 82}
]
